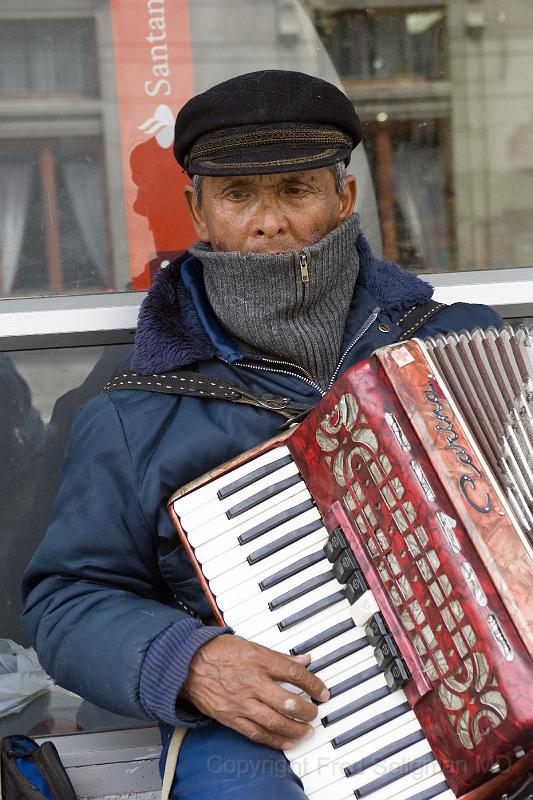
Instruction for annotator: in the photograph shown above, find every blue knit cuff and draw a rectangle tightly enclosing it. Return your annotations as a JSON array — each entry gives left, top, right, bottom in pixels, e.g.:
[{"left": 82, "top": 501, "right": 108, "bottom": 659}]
[{"left": 139, "top": 616, "right": 231, "bottom": 726}]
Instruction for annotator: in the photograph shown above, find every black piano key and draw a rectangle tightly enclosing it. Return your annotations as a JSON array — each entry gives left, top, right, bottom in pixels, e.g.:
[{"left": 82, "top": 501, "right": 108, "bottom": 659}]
[
  {"left": 345, "top": 729, "right": 425, "bottom": 777},
  {"left": 344, "top": 570, "right": 368, "bottom": 604},
  {"left": 408, "top": 781, "right": 450, "bottom": 800},
  {"left": 355, "top": 751, "right": 435, "bottom": 798},
  {"left": 290, "top": 618, "right": 355, "bottom": 656},
  {"left": 332, "top": 701, "right": 411, "bottom": 749},
  {"left": 218, "top": 454, "right": 293, "bottom": 500},
  {"left": 239, "top": 499, "right": 315, "bottom": 546},
  {"left": 260, "top": 549, "right": 325, "bottom": 591},
  {"left": 324, "top": 527, "right": 348, "bottom": 562},
  {"left": 248, "top": 519, "right": 323, "bottom": 565},
  {"left": 322, "top": 685, "right": 390, "bottom": 727},
  {"left": 365, "top": 612, "right": 388, "bottom": 646},
  {"left": 226, "top": 473, "right": 301, "bottom": 519},
  {"left": 385, "top": 658, "right": 410, "bottom": 690},
  {"left": 375, "top": 634, "right": 400, "bottom": 669},
  {"left": 308, "top": 637, "right": 368, "bottom": 674},
  {"left": 333, "top": 549, "right": 360, "bottom": 583},
  {"left": 328, "top": 664, "right": 381, "bottom": 699},
  {"left": 277, "top": 590, "right": 345, "bottom": 631},
  {"left": 269, "top": 569, "right": 335, "bottom": 610}
]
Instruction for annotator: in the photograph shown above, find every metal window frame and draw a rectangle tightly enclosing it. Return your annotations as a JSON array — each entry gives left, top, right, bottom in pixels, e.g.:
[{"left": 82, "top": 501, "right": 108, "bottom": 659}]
[{"left": 1, "top": 267, "right": 532, "bottom": 352}]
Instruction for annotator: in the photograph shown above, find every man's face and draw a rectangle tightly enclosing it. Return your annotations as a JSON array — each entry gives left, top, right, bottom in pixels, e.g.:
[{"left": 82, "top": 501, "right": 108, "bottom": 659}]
[{"left": 184, "top": 167, "right": 357, "bottom": 254}]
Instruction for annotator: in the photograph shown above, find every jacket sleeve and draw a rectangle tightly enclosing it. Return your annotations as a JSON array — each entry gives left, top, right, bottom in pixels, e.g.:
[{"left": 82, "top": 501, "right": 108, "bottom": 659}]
[{"left": 21, "top": 394, "right": 229, "bottom": 724}]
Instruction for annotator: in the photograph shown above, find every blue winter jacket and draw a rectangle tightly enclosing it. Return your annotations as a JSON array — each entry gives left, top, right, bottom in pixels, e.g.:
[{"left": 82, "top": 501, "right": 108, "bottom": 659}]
[{"left": 21, "top": 233, "right": 501, "bottom": 727}]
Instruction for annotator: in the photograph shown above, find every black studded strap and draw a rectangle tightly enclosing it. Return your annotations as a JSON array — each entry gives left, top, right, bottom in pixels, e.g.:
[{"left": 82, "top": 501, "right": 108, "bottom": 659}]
[
  {"left": 102, "top": 369, "right": 312, "bottom": 422},
  {"left": 395, "top": 300, "right": 448, "bottom": 341}
]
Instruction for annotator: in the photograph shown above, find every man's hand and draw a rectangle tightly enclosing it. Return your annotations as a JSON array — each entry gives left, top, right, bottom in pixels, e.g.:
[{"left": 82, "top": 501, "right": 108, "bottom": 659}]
[{"left": 181, "top": 634, "right": 330, "bottom": 750}]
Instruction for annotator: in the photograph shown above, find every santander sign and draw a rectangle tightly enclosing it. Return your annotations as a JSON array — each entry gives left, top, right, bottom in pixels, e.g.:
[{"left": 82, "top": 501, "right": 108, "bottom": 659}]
[{"left": 110, "top": 0, "right": 196, "bottom": 286}]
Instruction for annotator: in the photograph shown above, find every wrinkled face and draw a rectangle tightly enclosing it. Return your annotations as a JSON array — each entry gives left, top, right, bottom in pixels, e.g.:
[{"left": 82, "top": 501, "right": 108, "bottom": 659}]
[{"left": 184, "top": 167, "right": 357, "bottom": 254}]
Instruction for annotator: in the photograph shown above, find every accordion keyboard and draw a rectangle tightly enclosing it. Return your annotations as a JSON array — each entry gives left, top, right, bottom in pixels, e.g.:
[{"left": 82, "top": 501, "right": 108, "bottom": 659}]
[{"left": 172, "top": 447, "right": 456, "bottom": 800}]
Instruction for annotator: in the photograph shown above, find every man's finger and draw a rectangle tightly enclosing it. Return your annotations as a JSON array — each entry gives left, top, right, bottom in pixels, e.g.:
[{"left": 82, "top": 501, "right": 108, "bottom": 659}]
[
  {"left": 268, "top": 685, "right": 319, "bottom": 723},
  {"left": 236, "top": 718, "right": 302, "bottom": 752},
  {"left": 248, "top": 699, "right": 314, "bottom": 743},
  {"left": 267, "top": 651, "right": 330, "bottom": 702}
]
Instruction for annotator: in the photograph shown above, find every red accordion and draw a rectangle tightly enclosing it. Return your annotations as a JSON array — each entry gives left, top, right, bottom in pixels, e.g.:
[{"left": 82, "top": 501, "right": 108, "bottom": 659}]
[{"left": 169, "top": 328, "right": 533, "bottom": 800}]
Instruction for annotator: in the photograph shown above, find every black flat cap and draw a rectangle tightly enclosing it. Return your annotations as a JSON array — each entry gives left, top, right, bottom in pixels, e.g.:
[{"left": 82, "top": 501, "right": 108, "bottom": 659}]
[{"left": 174, "top": 70, "right": 362, "bottom": 176}]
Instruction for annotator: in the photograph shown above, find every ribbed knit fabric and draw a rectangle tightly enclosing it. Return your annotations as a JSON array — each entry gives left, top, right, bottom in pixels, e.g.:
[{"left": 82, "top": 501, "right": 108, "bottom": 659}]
[
  {"left": 189, "top": 214, "right": 360, "bottom": 389},
  {"left": 139, "top": 616, "right": 231, "bottom": 726}
]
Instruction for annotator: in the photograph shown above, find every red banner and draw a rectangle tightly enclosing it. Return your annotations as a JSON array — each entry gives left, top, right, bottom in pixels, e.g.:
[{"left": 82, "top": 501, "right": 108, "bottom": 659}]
[{"left": 110, "top": 0, "right": 196, "bottom": 289}]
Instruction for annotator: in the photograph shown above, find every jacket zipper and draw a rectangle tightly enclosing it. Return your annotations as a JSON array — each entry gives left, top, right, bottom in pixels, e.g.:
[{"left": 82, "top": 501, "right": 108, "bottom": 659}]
[
  {"left": 235, "top": 307, "right": 381, "bottom": 398},
  {"left": 299, "top": 252, "right": 309, "bottom": 282},
  {"left": 327, "top": 306, "right": 381, "bottom": 389}
]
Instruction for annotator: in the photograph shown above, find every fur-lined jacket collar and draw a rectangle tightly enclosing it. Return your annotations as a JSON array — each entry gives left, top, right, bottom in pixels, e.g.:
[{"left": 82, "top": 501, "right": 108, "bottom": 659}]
[{"left": 133, "top": 233, "right": 433, "bottom": 374}]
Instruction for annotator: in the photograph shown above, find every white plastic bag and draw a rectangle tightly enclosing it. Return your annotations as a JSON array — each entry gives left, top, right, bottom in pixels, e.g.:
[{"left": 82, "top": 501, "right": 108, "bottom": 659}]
[{"left": 0, "top": 639, "right": 52, "bottom": 717}]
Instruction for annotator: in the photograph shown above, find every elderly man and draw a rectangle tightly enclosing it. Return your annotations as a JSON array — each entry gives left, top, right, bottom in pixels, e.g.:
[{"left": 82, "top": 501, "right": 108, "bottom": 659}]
[{"left": 22, "top": 71, "right": 500, "bottom": 799}]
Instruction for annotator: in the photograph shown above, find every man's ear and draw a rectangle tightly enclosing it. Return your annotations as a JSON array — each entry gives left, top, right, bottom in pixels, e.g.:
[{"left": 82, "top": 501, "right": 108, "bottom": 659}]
[
  {"left": 183, "top": 184, "right": 210, "bottom": 243},
  {"left": 338, "top": 174, "right": 357, "bottom": 222}
]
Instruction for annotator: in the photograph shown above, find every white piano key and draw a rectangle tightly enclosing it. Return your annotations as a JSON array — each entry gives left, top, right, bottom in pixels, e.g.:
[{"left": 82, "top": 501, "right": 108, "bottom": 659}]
[
  {"left": 316, "top": 672, "right": 389, "bottom": 723},
  {"left": 362, "top": 767, "right": 449, "bottom": 800},
  {"left": 204, "top": 526, "right": 328, "bottom": 582},
  {"left": 349, "top": 590, "right": 381, "bottom": 627},
  {"left": 308, "top": 738, "right": 435, "bottom": 800},
  {"left": 348, "top": 756, "right": 443, "bottom": 800},
  {"left": 301, "top": 720, "right": 426, "bottom": 794},
  {"left": 172, "top": 445, "right": 292, "bottom": 516},
  {"left": 186, "top": 481, "right": 312, "bottom": 547},
  {"left": 235, "top": 578, "right": 342, "bottom": 638},
  {"left": 305, "top": 627, "right": 365, "bottom": 664},
  {"left": 214, "top": 547, "right": 327, "bottom": 610},
  {"left": 254, "top": 597, "right": 353, "bottom": 651},
  {"left": 208, "top": 536, "right": 326, "bottom": 596},
  {"left": 220, "top": 558, "right": 334, "bottom": 626},
  {"left": 288, "top": 688, "right": 409, "bottom": 761},
  {"left": 312, "top": 645, "right": 376, "bottom": 687},
  {"left": 292, "top": 712, "right": 420, "bottom": 782},
  {"left": 195, "top": 505, "right": 321, "bottom": 566},
  {"left": 180, "top": 461, "right": 301, "bottom": 532}
]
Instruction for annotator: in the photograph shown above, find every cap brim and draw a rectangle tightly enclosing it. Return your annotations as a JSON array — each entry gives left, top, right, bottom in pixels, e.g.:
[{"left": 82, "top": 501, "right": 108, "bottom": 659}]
[{"left": 188, "top": 143, "right": 352, "bottom": 176}]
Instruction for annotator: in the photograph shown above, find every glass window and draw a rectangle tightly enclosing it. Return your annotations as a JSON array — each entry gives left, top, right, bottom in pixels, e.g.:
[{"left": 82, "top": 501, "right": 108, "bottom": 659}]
[
  {"left": 1, "top": 1, "right": 533, "bottom": 303},
  {"left": 0, "top": 18, "right": 98, "bottom": 96},
  {"left": 3, "top": 141, "right": 109, "bottom": 296},
  {"left": 313, "top": 7, "right": 447, "bottom": 80},
  {"left": 0, "top": 344, "right": 151, "bottom": 737}
]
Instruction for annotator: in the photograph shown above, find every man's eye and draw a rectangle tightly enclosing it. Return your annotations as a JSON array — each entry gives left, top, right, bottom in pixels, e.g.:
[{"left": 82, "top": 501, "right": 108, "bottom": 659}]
[
  {"left": 285, "top": 186, "right": 308, "bottom": 196},
  {"left": 225, "top": 190, "right": 248, "bottom": 200}
]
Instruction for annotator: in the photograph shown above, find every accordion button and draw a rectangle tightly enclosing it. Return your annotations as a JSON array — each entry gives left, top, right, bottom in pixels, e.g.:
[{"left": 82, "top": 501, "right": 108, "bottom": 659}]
[
  {"left": 384, "top": 657, "right": 410, "bottom": 690},
  {"left": 324, "top": 526, "right": 348, "bottom": 563},
  {"left": 375, "top": 634, "right": 399, "bottom": 668},
  {"left": 365, "top": 612, "right": 388, "bottom": 646},
  {"left": 333, "top": 549, "right": 359, "bottom": 583},
  {"left": 344, "top": 569, "right": 368, "bottom": 604}
]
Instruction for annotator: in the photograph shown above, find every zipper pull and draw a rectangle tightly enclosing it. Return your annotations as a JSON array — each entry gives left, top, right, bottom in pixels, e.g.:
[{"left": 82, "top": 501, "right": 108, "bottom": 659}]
[{"left": 299, "top": 252, "right": 309, "bottom": 283}]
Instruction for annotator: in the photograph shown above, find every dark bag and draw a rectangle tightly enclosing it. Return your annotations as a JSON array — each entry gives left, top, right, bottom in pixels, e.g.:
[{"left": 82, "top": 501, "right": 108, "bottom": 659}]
[{"left": 1, "top": 735, "right": 77, "bottom": 800}]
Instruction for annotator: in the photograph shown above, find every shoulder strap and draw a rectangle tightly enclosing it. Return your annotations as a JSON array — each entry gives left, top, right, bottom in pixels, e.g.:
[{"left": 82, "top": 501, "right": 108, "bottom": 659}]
[
  {"left": 102, "top": 369, "right": 311, "bottom": 422},
  {"left": 395, "top": 299, "right": 448, "bottom": 341}
]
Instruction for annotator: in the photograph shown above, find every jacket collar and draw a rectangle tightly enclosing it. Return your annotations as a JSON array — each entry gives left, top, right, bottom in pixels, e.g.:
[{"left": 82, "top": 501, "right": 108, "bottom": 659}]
[{"left": 132, "top": 233, "right": 433, "bottom": 374}]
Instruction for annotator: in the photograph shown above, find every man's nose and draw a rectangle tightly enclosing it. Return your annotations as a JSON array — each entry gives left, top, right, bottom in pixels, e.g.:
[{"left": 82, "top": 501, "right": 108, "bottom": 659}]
[{"left": 253, "top": 199, "right": 288, "bottom": 238}]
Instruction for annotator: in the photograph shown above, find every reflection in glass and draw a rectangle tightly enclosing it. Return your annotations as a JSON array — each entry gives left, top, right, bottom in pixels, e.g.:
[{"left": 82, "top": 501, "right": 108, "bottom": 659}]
[
  {"left": 0, "top": 18, "right": 98, "bottom": 95},
  {"left": 1, "top": 144, "right": 109, "bottom": 296},
  {"left": 0, "top": 345, "right": 149, "bottom": 737},
  {"left": 313, "top": 7, "right": 446, "bottom": 80}
]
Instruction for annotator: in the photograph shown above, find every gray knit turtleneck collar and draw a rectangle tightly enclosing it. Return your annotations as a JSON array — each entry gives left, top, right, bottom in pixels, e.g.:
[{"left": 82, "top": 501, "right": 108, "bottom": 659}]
[{"left": 189, "top": 214, "right": 361, "bottom": 389}]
